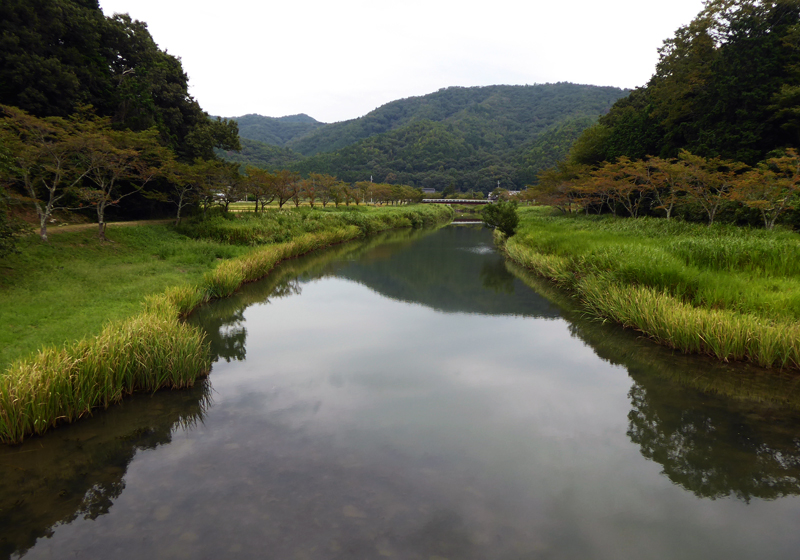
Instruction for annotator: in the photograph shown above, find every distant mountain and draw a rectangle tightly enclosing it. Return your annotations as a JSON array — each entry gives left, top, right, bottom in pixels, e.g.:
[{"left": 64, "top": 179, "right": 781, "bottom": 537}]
[
  {"left": 221, "top": 83, "right": 629, "bottom": 191},
  {"left": 225, "top": 113, "right": 325, "bottom": 147},
  {"left": 286, "top": 83, "right": 626, "bottom": 157},
  {"left": 215, "top": 137, "right": 304, "bottom": 170}
]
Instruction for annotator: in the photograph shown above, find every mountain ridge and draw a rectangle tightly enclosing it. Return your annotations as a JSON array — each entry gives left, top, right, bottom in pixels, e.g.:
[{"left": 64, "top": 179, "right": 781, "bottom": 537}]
[{"left": 221, "top": 83, "right": 629, "bottom": 191}]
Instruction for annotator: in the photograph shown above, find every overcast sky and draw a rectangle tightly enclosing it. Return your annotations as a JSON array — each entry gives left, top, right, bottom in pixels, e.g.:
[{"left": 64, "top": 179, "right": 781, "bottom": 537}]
[{"left": 98, "top": 0, "right": 706, "bottom": 123}]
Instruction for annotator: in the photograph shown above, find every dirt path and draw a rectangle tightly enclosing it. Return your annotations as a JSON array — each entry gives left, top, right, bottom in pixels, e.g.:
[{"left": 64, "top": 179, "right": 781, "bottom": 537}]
[{"left": 46, "top": 219, "right": 174, "bottom": 234}]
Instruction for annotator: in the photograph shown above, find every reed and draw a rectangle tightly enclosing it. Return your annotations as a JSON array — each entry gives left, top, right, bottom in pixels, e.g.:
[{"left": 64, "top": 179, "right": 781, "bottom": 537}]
[
  {"left": 0, "top": 297, "right": 210, "bottom": 444},
  {"left": 503, "top": 208, "right": 800, "bottom": 370},
  {"left": 578, "top": 275, "right": 800, "bottom": 369},
  {"left": 177, "top": 205, "right": 452, "bottom": 246}
]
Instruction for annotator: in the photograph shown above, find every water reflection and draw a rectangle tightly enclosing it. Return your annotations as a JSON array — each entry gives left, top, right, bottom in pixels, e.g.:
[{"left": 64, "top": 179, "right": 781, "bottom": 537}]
[
  {"left": 189, "top": 226, "right": 446, "bottom": 364},
  {"left": 627, "top": 381, "right": 800, "bottom": 501},
  {"left": 334, "top": 225, "right": 561, "bottom": 318},
  {"left": 3, "top": 225, "right": 800, "bottom": 559},
  {"left": 480, "top": 259, "right": 516, "bottom": 294},
  {"left": 508, "top": 262, "right": 800, "bottom": 501},
  {"left": 0, "top": 382, "right": 211, "bottom": 559}
]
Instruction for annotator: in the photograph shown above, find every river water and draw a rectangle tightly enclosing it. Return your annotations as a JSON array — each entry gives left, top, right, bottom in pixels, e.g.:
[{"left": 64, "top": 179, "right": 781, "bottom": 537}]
[{"left": 2, "top": 225, "right": 800, "bottom": 559}]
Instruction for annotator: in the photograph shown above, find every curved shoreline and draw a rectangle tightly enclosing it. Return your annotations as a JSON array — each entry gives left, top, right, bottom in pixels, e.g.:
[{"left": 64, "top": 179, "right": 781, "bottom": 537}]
[
  {"left": 496, "top": 213, "right": 800, "bottom": 372},
  {"left": 0, "top": 206, "right": 453, "bottom": 444}
]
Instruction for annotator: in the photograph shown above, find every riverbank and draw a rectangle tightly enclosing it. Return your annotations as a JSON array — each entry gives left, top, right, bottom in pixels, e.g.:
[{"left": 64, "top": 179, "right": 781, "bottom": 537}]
[
  {"left": 0, "top": 205, "right": 452, "bottom": 443},
  {"left": 499, "top": 207, "right": 800, "bottom": 370}
]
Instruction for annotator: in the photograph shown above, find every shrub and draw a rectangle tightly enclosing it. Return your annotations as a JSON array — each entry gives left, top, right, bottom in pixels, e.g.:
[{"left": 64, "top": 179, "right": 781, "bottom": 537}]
[{"left": 482, "top": 201, "right": 519, "bottom": 237}]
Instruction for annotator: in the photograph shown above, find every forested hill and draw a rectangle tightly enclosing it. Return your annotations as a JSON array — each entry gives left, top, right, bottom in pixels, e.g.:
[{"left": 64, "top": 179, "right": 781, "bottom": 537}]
[
  {"left": 224, "top": 83, "right": 629, "bottom": 192},
  {"left": 226, "top": 114, "right": 325, "bottom": 147},
  {"left": 286, "top": 83, "right": 626, "bottom": 157},
  {"left": 568, "top": 0, "right": 800, "bottom": 167}
]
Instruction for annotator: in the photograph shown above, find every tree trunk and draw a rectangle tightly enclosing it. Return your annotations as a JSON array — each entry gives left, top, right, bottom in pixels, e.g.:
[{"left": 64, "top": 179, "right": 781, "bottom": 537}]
[
  {"left": 37, "top": 209, "right": 49, "bottom": 242},
  {"left": 97, "top": 202, "right": 108, "bottom": 241}
]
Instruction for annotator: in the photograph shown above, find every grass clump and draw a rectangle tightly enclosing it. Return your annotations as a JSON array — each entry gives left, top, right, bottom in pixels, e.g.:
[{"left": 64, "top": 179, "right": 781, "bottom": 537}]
[
  {"left": 0, "top": 295, "right": 210, "bottom": 444},
  {"left": 502, "top": 208, "right": 800, "bottom": 369}
]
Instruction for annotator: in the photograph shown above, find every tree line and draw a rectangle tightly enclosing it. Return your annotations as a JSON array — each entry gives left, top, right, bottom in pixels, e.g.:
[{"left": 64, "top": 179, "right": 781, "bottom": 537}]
[
  {"left": 570, "top": 0, "right": 800, "bottom": 167},
  {"left": 217, "top": 169, "right": 424, "bottom": 214},
  {"left": 0, "top": 0, "right": 239, "bottom": 162},
  {"left": 529, "top": 150, "right": 800, "bottom": 229},
  {"left": 0, "top": 104, "right": 424, "bottom": 251}
]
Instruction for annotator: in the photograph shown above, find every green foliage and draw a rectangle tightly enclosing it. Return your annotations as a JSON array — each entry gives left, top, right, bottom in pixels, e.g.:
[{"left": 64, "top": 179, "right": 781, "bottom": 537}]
[
  {"left": 514, "top": 116, "right": 598, "bottom": 183},
  {"left": 581, "top": 0, "right": 800, "bottom": 165},
  {"left": 482, "top": 201, "right": 519, "bottom": 236},
  {"left": 566, "top": 123, "right": 612, "bottom": 165},
  {"left": 0, "top": 186, "right": 27, "bottom": 257},
  {"left": 0, "top": 142, "right": 27, "bottom": 256},
  {"left": 286, "top": 84, "right": 625, "bottom": 157},
  {"left": 220, "top": 84, "right": 628, "bottom": 192},
  {"left": 216, "top": 137, "right": 304, "bottom": 170},
  {"left": 0, "top": 0, "right": 239, "bottom": 162}
]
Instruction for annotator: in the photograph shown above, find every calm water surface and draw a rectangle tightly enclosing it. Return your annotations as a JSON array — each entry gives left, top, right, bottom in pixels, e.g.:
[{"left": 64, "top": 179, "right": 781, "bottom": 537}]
[{"left": 2, "top": 225, "right": 800, "bottom": 559}]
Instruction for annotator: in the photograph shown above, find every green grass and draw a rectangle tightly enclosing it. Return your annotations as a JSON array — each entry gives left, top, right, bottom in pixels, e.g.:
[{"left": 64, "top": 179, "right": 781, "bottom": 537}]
[
  {"left": 0, "top": 226, "right": 248, "bottom": 368},
  {"left": 0, "top": 204, "right": 452, "bottom": 443},
  {"left": 502, "top": 208, "right": 800, "bottom": 369}
]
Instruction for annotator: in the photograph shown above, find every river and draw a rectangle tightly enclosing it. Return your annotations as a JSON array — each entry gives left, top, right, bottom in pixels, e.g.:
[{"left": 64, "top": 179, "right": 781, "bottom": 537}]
[{"left": 2, "top": 225, "right": 800, "bottom": 559}]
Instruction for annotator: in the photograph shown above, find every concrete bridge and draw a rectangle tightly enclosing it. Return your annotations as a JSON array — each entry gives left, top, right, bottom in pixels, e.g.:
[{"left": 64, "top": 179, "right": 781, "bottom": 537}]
[{"left": 422, "top": 199, "right": 490, "bottom": 205}]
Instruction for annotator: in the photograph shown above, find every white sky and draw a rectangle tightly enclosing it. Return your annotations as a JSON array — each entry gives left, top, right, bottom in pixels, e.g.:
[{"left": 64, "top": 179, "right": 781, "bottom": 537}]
[{"left": 98, "top": 0, "right": 707, "bottom": 123}]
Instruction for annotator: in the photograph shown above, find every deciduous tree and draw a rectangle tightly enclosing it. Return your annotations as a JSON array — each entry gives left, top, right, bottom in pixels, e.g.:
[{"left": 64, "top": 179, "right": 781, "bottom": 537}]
[
  {"left": 0, "top": 105, "right": 92, "bottom": 241},
  {"left": 728, "top": 149, "right": 800, "bottom": 229},
  {"left": 679, "top": 151, "right": 746, "bottom": 225},
  {"left": 81, "top": 125, "right": 167, "bottom": 240},
  {"left": 273, "top": 169, "right": 299, "bottom": 209}
]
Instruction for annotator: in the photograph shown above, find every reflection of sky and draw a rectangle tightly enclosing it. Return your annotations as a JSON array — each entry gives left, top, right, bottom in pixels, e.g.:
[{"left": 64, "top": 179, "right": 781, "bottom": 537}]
[{"left": 23, "top": 257, "right": 800, "bottom": 559}]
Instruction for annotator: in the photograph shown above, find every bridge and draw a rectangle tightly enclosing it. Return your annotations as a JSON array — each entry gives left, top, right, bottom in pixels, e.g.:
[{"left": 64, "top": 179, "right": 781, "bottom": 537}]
[{"left": 422, "top": 199, "right": 490, "bottom": 205}]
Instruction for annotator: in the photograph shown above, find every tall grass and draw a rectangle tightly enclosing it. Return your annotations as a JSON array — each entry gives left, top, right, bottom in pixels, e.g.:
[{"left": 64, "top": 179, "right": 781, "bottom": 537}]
[
  {"left": 503, "top": 208, "right": 800, "bottom": 369},
  {"left": 0, "top": 295, "right": 209, "bottom": 444},
  {"left": 177, "top": 205, "right": 452, "bottom": 245},
  {"left": 201, "top": 227, "right": 359, "bottom": 298}
]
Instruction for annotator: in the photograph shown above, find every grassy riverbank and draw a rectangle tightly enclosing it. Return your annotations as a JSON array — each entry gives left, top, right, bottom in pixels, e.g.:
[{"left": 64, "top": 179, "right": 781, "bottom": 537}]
[
  {"left": 501, "top": 207, "right": 800, "bottom": 369},
  {"left": 0, "top": 205, "right": 452, "bottom": 443}
]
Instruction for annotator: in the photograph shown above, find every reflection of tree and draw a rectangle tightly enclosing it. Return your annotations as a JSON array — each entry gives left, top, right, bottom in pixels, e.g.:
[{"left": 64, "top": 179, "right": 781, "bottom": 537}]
[
  {"left": 0, "top": 382, "right": 212, "bottom": 559},
  {"left": 202, "top": 308, "right": 247, "bottom": 363},
  {"left": 480, "top": 260, "right": 515, "bottom": 295},
  {"left": 193, "top": 278, "right": 303, "bottom": 363},
  {"left": 627, "top": 376, "right": 800, "bottom": 501},
  {"left": 337, "top": 227, "right": 561, "bottom": 318},
  {"left": 269, "top": 278, "right": 302, "bottom": 300}
]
